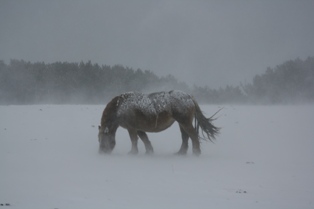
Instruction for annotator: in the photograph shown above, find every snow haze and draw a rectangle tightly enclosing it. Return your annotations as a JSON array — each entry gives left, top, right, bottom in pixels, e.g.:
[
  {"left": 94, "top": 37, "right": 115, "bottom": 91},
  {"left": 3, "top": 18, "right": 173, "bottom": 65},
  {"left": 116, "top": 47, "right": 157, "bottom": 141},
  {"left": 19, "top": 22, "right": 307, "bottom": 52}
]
[
  {"left": 1, "top": 105, "right": 314, "bottom": 208},
  {"left": 1, "top": 1, "right": 314, "bottom": 88}
]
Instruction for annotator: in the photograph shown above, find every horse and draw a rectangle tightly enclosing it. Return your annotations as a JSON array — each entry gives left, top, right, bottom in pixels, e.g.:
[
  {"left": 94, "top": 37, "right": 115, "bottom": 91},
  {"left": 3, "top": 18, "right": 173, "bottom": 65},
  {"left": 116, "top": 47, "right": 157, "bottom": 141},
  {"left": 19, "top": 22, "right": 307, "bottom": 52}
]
[{"left": 98, "top": 90, "right": 220, "bottom": 155}]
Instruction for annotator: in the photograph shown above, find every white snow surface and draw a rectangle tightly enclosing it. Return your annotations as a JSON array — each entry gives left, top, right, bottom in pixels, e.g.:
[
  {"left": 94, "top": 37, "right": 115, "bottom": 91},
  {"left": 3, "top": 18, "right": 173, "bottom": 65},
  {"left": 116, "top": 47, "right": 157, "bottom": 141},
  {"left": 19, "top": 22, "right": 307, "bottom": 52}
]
[{"left": 1, "top": 105, "right": 314, "bottom": 209}]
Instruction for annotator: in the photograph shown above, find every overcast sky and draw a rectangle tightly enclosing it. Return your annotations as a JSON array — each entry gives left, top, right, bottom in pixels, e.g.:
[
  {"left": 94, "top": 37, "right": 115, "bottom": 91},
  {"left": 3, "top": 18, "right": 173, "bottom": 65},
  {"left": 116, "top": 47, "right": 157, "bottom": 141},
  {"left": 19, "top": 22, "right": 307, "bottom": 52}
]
[{"left": 1, "top": 0, "right": 314, "bottom": 88}]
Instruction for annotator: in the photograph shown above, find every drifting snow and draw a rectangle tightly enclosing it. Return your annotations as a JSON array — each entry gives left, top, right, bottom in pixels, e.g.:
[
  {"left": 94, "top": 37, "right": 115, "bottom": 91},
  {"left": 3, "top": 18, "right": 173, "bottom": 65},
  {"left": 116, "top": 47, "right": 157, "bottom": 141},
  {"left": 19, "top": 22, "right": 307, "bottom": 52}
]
[{"left": 1, "top": 105, "right": 314, "bottom": 209}]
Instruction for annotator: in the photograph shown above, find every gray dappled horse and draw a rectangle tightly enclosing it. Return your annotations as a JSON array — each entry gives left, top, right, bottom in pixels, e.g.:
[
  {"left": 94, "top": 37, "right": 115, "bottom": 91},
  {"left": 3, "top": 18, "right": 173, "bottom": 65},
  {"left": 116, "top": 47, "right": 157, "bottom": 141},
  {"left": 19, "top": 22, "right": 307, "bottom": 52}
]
[{"left": 98, "top": 90, "right": 220, "bottom": 155}]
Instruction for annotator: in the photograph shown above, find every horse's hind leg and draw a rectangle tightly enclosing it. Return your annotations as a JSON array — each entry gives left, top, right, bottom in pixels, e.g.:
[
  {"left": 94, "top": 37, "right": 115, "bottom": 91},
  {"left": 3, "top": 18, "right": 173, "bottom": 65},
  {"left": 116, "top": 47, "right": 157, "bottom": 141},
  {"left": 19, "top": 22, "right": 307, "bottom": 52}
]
[
  {"left": 176, "top": 126, "right": 189, "bottom": 155},
  {"left": 137, "top": 131, "right": 154, "bottom": 154},
  {"left": 179, "top": 123, "right": 201, "bottom": 156}
]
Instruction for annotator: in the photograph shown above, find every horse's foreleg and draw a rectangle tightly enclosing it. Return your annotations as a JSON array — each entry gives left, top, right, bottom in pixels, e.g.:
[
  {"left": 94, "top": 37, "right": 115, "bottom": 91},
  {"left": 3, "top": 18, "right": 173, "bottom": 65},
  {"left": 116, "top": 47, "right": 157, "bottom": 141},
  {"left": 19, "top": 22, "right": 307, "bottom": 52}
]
[
  {"left": 128, "top": 129, "right": 139, "bottom": 154},
  {"left": 176, "top": 126, "right": 189, "bottom": 155},
  {"left": 137, "top": 131, "right": 154, "bottom": 154}
]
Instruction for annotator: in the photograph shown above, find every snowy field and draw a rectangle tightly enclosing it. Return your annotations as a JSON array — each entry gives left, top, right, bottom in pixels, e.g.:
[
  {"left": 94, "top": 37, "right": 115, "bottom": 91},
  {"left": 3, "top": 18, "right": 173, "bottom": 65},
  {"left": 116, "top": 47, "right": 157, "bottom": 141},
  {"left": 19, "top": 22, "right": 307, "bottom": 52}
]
[{"left": 1, "top": 104, "right": 314, "bottom": 209}]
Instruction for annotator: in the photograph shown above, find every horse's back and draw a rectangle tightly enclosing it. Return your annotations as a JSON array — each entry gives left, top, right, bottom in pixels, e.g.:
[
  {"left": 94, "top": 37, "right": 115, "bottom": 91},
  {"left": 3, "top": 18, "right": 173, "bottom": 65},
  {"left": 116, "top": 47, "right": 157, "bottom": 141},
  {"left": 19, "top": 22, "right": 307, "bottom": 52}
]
[
  {"left": 117, "top": 91, "right": 163, "bottom": 116},
  {"left": 114, "top": 90, "right": 198, "bottom": 132},
  {"left": 117, "top": 90, "right": 195, "bottom": 115},
  {"left": 167, "top": 90, "right": 195, "bottom": 112}
]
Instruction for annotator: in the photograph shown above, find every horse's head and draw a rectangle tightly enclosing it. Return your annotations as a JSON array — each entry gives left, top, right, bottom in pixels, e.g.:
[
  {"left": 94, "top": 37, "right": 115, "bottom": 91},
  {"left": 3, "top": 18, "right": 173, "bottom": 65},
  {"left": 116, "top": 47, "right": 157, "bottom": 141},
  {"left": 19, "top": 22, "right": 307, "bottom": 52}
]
[{"left": 98, "top": 126, "right": 116, "bottom": 154}]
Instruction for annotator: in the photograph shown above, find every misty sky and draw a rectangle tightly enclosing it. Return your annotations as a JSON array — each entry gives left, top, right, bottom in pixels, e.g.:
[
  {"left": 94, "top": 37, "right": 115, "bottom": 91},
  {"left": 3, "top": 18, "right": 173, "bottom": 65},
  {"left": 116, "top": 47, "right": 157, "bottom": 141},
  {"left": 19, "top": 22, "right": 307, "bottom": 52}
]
[{"left": 1, "top": 0, "right": 314, "bottom": 88}]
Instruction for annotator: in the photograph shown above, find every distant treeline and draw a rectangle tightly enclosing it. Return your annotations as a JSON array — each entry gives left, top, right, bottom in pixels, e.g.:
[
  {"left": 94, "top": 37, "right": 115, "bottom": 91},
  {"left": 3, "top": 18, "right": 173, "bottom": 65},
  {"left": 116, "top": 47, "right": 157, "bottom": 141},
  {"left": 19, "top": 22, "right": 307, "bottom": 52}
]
[
  {"left": 0, "top": 57, "right": 313, "bottom": 104},
  {"left": 243, "top": 57, "right": 314, "bottom": 104},
  {"left": 194, "top": 56, "right": 314, "bottom": 104}
]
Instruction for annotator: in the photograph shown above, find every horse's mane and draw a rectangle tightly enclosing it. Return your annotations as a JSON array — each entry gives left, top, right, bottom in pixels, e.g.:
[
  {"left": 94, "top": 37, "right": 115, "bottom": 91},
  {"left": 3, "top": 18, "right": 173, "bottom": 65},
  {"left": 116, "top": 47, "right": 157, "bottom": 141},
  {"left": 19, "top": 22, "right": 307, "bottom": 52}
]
[{"left": 101, "top": 96, "right": 120, "bottom": 128}]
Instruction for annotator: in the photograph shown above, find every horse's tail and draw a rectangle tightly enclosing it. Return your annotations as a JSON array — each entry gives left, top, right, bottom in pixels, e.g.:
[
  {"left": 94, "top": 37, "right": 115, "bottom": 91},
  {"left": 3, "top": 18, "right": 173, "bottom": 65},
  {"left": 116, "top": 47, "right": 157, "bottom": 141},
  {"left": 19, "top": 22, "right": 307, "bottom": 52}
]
[{"left": 193, "top": 100, "right": 221, "bottom": 142}]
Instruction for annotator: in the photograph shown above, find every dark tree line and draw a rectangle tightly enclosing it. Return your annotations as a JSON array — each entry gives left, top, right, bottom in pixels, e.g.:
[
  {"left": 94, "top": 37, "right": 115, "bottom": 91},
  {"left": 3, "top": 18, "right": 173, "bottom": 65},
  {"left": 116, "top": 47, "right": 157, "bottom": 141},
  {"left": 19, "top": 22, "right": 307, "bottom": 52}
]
[
  {"left": 243, "top": 57, "right": 314, "bottom": 104},
  {"left": 0, "top": 57, "right": 313, "bottom": 104},
  {"left": 193, "top": 57, "right": 314, "bottom": 104},
  {"left": 0, "top": 60, "right": 189, "bottom": 104}
]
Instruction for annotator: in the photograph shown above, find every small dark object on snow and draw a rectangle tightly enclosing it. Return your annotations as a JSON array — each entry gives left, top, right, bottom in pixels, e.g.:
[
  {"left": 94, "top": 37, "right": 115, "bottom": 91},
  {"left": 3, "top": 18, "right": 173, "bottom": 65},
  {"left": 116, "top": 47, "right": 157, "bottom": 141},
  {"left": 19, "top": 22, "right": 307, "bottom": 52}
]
[{"left": 236, "top": 189, "right": 247, "bottom": 194}]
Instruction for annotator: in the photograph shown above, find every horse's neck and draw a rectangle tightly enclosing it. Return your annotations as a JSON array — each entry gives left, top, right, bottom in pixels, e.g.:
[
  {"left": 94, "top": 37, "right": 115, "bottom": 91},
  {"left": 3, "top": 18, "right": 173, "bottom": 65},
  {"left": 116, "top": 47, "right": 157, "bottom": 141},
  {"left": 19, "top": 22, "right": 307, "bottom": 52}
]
[{"left": 101, "top": 96, "right": 120, "bottom": 128}]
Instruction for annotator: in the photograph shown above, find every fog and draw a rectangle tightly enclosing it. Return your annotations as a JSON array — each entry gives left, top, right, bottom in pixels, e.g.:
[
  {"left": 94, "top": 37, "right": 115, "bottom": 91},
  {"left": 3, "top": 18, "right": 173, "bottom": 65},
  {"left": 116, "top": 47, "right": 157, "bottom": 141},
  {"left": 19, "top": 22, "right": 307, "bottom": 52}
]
[{"left": 1, "top": 0, "right": 314, "bottom": 88}]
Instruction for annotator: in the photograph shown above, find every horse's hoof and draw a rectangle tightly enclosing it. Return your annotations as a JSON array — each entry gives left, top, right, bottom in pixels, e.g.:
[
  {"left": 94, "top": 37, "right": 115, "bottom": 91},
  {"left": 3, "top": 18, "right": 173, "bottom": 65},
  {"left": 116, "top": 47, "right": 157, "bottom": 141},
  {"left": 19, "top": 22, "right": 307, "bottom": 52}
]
[
  {"left": 128, "top": 150, "right": 139, "bottom": 155},
  {"left": 175, "top": 151, "right": 187, "bottom": 155},
  {"left": 145, "top": 150, "right": 154, "bottom": 155},
  {"left": 192, "top": 149, "right": 201, "bottom": 156},
  {"left": 98, "top": 148, "right": 112, "bottom": 155}
]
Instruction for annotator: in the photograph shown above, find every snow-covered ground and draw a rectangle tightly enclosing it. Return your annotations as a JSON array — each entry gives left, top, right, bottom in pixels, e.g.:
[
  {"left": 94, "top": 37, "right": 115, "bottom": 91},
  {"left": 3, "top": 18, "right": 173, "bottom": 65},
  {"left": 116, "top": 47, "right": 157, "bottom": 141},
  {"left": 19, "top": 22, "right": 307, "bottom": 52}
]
[{"left": 1, "top": 105, "right": 314, "bottom": 209}]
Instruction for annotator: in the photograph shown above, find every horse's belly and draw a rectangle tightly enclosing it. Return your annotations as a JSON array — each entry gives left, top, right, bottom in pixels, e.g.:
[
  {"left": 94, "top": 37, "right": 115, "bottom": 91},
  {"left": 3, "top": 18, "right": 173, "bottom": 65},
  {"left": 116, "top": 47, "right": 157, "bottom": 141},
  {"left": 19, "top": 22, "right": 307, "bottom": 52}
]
[
  {"left": 133, "top": 116, "right": 175, "bottom": 132},
  {"left": 119, "top": 111, "right": 175, "bottom": 133},
  {"left": 147, "top": 118, "right": 175, "bottom": 132}
]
